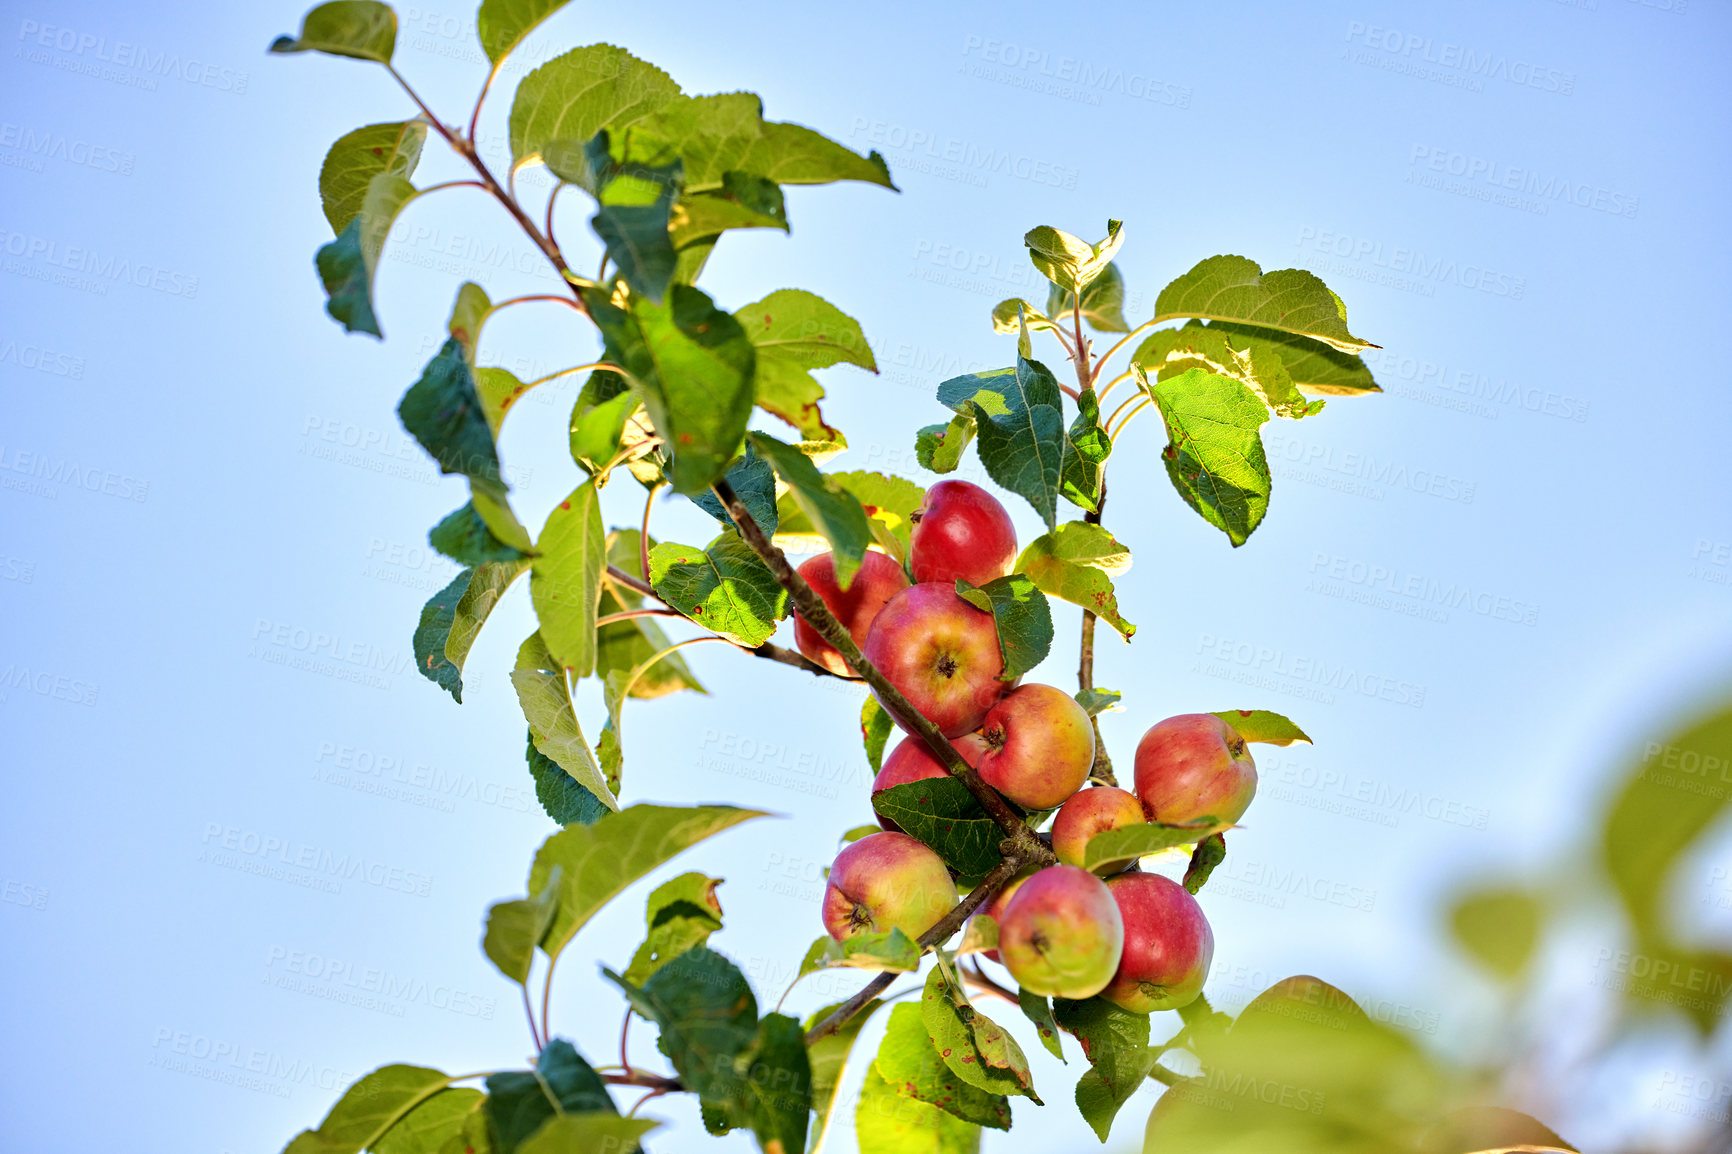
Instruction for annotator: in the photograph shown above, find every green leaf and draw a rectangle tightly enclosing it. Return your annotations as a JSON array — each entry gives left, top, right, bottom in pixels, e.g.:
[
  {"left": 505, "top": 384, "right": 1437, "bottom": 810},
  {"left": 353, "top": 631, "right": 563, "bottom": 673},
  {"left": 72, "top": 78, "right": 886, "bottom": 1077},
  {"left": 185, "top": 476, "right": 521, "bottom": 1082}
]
[
  {"left": 604, "top": 947, "right": 758, "bottom": 1104},
  {"left": 517, "top": 1114, "right": 655, "bottom": 1154},
  {"left": 591, "top": 156, "right": 684, "bottom": 304},
  {"left": 1059, "top": 387, "right": 1111, "bottom": 513},
  {"left": 990, "top": 298, "right": 1059, "bottom": 335},
  {"left": 485, "top": 1041, "right": 615, "bottom": 1154},
  {"left": 278, "top": 1064, "right": 453, "bottom": 1154},
  {"left": 1182, "top": 833, "right": 1227, "bottom": 895},
  {"left": 477, "top": 0, "right": 568, "bottom": 64},
  {"left": 445, "top": 282, "right": 494, "bottom": 364},
  {"left": 1448, "top": 887, "right": 1544, "bottom": 980},
  {"left": 597, "top": 529, "right": 705, "bottom": 699},
  {"left": 649, "top": 534, "right": 789, "bottom": 647},
  {"left": 567, "top": 391, "right": 639, "bottom": 480},
  {"left": 734, "top": 289, "right": 877, "bottom": 442},
  {"left": 1144, "top": 366, "right": 1272, "bottom": 547},
  {"left": 689, "top": 444, "right": 779, "bottom": 537},
  {"left": 920, "top": 967, "right": 1039, "bottom": 1101},
  {"left": 1211, "top": 709, "right": 1311, "bottom": 746},
  {"left": 1023, "top": 220, "right": 1122, "bottom": 294},
  {"left": 1211, "top": 321, "right": 1381, "bottom": 396},
  {"left": 872, "top": 777, "right": 1002, "bottom": 885},
  {"left": 1045, "top": 261, "right": 1130, "bottom": 333},
  {"left": 372, "top": 1089, "right": 484, "bottom": 1154},
  {"left": 875, "top": 1002, "right": 1011, "bottom": 1129},
  {"left": 318, "top": 121, "right": 426, "bottom": 235},
  {"left": 584, "top": 282, "right": 756, "bottom": 495},
  {"left": 808, "top": 998, "right": 883, "bottom": 1146},
  {"left": 614, "top": 92, "right": 895, "bottom": 192},
  {"left": 472, "top": 486, "right": 537, "bottom": 554},
  {"left": 399, "top": 340, "right": 505, "bottom": 491},
  {"left": 1015, "top": 523, "right": 1134, "bottom": 641},
  {"left": 509, "top": 45, "right": 682, "bottom": 166},
  {"left": 623, "top": 872, "right": 725, "bottom": 985},
  {"left": 530, "top": 481, "right": 606, "bottom": 677},
  {"left": 1074, "top": 688, "right": 1121, "bottom": 716},
  {"left": 413, "top": 571, "right": 470, "bottom": 702},
  {"left": 954, "top": 575, "right": 1052, "bottom": 682},
  {"left": 430, "top": 502, "right": 530, "bottom": 567},
  {"left": 1017, "top": 988, "right": 1064, "bottom": 1061},
  {"left": 1052, "top": 995, "right": 1149, "bottom": 1064},
  {"left": 1153, "top": 254, "right": 1378, "bottom": 354},
  {"left": 1073, "top": 1044, "right": 1160, "bottom": 1143},
  {"left": 775, "top": 470, "right": 925, "bottom": 567},
  {"left": 1081, "top": 819, "right": 1215, "bottom": 874},
  {"left": 483, "top": 867, "right": 563, "bottom": 985},
  {"left": 665, "top": 175, "right": 790, "bottom": 284},
  {"left": 529, "top": 805, "right": 767, "bottom": 966},
  {"left": 270, "top": 1, "right": 396, "bottom": 62},
  {"left": 734, "top": 1013, "right": 812, "bottom": 1154},
  {"left": 747, "top": 433, "right": 872, "bottom": 588},
  {"left": 1132, "top": 320, "right": 1323, "bottom": 420},
  {"left": 512, "top": 633, "right": 618, "bottom": 815},
  {"left": 819, "top": 927, "right": 921, "bottom": 972},
  {"left": 527, "top": 734, "right": 609, "bottom": 826},
  {"left": 856, "top": 1067, "right": 981, "bottom": 1154},
  {"left": 862, "top": 697, "right": 894, "bottom": 773},
  {"left": 316, "top": 171, "right": 416, "bottom": 337},
  {"left": 938, "top": 358, "right": 1064, "bottom": 529},
  {"left": 452, "top": 557, "right": 529, "bottom": 664},
  {"left": 915, "top": 415, "right": 975, "bottom": 475},
  {"left": 955, "top": 914, "right": 997, "bottom": 958}
]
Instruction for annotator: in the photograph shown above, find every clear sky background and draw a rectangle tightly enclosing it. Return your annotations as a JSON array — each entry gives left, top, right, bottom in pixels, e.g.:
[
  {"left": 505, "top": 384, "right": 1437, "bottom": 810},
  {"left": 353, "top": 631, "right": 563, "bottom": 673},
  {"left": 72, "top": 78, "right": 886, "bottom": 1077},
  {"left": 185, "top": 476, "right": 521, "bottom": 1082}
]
[{"left": 3, "top": 1, "right": 1730, "bottom": 1151}]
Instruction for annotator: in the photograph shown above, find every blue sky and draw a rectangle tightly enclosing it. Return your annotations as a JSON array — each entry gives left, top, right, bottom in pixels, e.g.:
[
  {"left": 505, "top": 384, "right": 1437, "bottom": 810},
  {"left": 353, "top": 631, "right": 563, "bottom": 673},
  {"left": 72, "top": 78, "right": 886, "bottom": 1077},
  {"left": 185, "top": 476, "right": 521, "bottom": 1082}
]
[{"left": 2, "top": 0, "right": 1730, "bottom": 1151}]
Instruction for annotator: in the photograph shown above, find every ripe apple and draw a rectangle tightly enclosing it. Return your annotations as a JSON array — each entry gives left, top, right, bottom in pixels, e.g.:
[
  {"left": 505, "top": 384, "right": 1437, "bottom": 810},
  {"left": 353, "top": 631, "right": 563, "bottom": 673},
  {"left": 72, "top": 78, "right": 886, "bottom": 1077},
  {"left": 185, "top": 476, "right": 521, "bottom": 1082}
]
[
  {"left": 997, "top": 864, "right": 1124, "bottom": 999},
  {"left": 793, "top": 549, "right": 910, "bottom": 677},
  {"left": 969, "top": 867, "right": 1035, "bottom": 964},
  {"left": 871, "top": 733, "right": 989, "bottom": 831},
  {"left": 972, "top": 683, "right": 1094, "bottom": 810},
  {"left": 1051, "top": 786, "right": 1147, "bottom": 873},
  {"left": 1099, "top": 872, "right": 1213, "bottom": 1013},
  {"left": 822, "top": 831, "right": 959, "bottom": 942},
  {"left": 1133, "top": 713, "right": 1257, "bottom": 835},
  {"left": 862, "top": 582, "right": 1011, "bottom": 737},
  {"left": 909, "top": 479, "right": 1018, "bottom": 589}
]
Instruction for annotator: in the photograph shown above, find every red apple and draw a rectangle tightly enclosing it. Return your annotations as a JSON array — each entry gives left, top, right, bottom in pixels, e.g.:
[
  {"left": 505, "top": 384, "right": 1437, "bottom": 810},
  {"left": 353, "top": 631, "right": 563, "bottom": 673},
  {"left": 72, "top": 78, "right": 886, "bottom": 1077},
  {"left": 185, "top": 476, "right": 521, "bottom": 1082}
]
[
  {"left": 793, "top": 550, "right": 910, "bottom": 677},
  {"left": 871, "top": 733, "right": 989, "bottom": 831},
  {"left": 862, "top": 582, "right": 1011, "bottom": 737},
  {"left": 970, "top": 868, "right": 1035, "bottom": 964},
  {"left": 1100, "top": 872, "right": 1213, "bottom": 1013},
  {"left": 1052, "top": 786, "right": 1147, "bottom": 874},
  {"left": 974, "top": 683, "right": 1095, "bottom": 810},
  {"left": 1133, "top": 713, "right": 1257, "bottom": 835},
  {"left": 823, "top": 831, "right": 958, "bottom": 942},
  {"left": 997, "top": 864, "right": 1124, "bottom": 999},
  {"left": 909, "top": 479, "right": 1018, "bottom": 588}
]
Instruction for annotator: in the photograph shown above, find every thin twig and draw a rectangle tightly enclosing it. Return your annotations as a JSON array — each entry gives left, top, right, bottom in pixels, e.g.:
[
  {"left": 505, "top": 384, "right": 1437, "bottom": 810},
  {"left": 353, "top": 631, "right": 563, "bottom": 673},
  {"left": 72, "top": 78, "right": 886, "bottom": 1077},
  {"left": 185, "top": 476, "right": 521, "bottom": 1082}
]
[
  {"left": 521, "top": 984, "right": 543, "bottom": 1052},
  {"left": 640, "top": 484, "right": 660, "bottom": 582},
  {"left": 962, "top": 961, "right": 1018, "bottom": 1005},
  {"left": 596, "top": 608, "right": 683, "bottom": 627}
]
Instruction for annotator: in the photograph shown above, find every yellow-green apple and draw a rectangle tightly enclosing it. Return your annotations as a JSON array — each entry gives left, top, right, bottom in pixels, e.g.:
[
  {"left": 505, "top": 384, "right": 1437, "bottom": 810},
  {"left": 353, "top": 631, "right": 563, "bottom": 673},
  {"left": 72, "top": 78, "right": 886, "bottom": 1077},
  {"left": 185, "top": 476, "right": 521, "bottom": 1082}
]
[
  {"left": 909, "top": 479, "right": 1018, "bottom": 588},
  {"left": 792, "top": 550, "right": 909, "bottom": 677},
  {"left": 822, "top": 831, "right": 958, "bottom": 941},
  {"left": 871, "top": 733, "right": 988, "bottom": 831},
  {"left": 997, "top": 864, "right": 1124, "bottom": 998},
  {"left": 1052, "top": 786, "right": 1147, "bottom": 873},
  {"left": 1133, "top": 713, "right": 1257, "bottom": 835},
  {"left": 862, "top": 582, "right": 1011, "bottom": 737},
  {"left": 1100, "top": 872, "right": 1213, "bottom": 1013},
  {"left": 974, "top": 684, "right": 1095, "bottom": 809}
]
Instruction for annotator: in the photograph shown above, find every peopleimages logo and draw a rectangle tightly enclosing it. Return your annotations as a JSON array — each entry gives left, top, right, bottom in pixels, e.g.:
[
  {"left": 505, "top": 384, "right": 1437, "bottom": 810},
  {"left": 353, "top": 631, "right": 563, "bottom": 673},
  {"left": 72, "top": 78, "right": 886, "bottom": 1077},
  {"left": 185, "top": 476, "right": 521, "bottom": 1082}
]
[
  {"left": 15, "top": 19, "right": 249, "bottom": 94},
  {"left": 1408, "top": 145, "right": 1639, "bottom": 220},
  {"left": 0, "top": 228, "right": 199, "bottom": 298},
  {"left": 1342, "top": 21, "right": 1575, "bottom": 95},
  {"left": 1293, "top": 227, "right": 1524, "bottom": 300}
]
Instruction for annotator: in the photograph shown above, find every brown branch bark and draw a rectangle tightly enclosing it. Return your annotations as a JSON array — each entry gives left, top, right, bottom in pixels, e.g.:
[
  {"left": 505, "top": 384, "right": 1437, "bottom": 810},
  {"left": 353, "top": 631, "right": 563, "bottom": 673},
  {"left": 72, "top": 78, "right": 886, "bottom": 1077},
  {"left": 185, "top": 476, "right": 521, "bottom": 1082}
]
[{"left": 714, "top": 479, "right": 1049, "bottom": 853}]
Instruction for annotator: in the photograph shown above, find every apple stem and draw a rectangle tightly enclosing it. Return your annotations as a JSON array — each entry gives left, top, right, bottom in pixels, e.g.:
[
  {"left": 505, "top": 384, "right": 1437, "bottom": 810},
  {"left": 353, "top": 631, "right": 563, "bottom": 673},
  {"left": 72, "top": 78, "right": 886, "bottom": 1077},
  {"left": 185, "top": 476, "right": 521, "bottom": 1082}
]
[
  {"left": 714, "top": 478, "right": 1048, "bottom": 851},
  {"left": 1078, "top": 488, "right": 1119, "bottom": 787}
]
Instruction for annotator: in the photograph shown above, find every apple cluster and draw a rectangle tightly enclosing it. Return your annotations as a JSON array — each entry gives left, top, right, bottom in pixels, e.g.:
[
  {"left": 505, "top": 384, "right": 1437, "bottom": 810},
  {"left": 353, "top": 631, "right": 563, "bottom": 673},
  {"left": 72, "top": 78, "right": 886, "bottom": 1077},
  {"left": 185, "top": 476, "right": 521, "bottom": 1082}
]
[{"left": 807, "top": 481, "right": 1259, "bottom": 1014}]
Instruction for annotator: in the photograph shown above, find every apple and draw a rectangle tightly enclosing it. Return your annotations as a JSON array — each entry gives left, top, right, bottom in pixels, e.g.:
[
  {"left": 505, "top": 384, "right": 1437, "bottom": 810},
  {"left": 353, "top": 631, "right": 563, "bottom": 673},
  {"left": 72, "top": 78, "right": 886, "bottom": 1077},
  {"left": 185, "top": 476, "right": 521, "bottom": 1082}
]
[
  {"left": 793, "top": 549, "right": 910, "bottom": 677},
  {"left": 909, "top": 479, "right": 1018, "bottom": 589},
  {"left": 969, "top": 867, "right": 1035, "bottom": 964},
  {"left": 1231, "top": 974, "right": 1369, "bottom": 1040},
  {"left": 862, "top": 582, "right": 1012, "bottom": 737},
  {"left": 996, "top": 864, "right": 1124, "bottom": 999},
  {"left": 822, "top": 831, "right": 959, "bottom": 942},
  {"left": 972, "top": 684, "right": 1095, "bottom": 809},
  {"left": 1051, "top": 786, "right": 1147, "bottom": 873},
  {"left": 871, "top": 733, "right": 989, "bottom": 831},
  {"left": 1133, "top": 713, "right": 1257, "bottom": 835},
  {"left": 1099, "top": 872, "right": 1213, "bottom": 1013}
]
